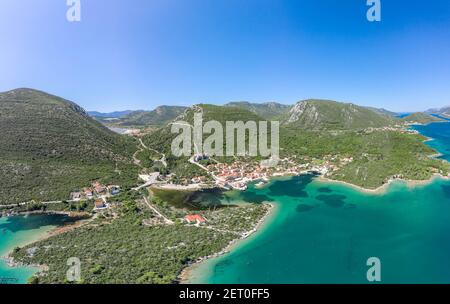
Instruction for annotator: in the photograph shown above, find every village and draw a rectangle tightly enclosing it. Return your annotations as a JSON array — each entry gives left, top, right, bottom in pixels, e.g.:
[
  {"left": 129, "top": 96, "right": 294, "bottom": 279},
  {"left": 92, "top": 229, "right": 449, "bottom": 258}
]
[
  {"left": 184, "top": 153, "right": 355, "bottom": 191},
  {"left": 69, "top": 181, "right": 121, "bottom": 211},
  {"left": 69, "top": 181, "right": 209, "bottom": 227}
]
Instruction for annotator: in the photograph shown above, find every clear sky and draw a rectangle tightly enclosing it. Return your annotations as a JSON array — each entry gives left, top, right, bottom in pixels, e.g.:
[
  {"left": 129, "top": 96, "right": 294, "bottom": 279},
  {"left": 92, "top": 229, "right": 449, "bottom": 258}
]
[{"left": 0, "top": 0, "right": 449, "bottom": 112}]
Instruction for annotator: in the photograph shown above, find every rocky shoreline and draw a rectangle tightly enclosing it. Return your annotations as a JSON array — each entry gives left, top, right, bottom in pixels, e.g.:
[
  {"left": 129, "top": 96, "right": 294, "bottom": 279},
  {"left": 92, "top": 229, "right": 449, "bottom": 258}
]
[{"left": 177, "top": 202, "right": 275, "bottom": 284}]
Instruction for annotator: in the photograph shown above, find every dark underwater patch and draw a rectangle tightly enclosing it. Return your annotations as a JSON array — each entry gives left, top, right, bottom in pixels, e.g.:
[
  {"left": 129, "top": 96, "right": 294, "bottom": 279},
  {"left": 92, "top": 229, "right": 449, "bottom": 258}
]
[
  {"left": 316, "top": 194, "right": 347, "bottom": 208},
  {"left": 267, "top": 175, "right": 314, "bottom": 197},
  {"left": 296, "top": 204, "right": 315, "bottom": 213},
  {"left": 238, "top": 191, "right": 271, "bottom": 203},
  {"left": 441, "top": 185, "right": 450, "bottom": 199}
]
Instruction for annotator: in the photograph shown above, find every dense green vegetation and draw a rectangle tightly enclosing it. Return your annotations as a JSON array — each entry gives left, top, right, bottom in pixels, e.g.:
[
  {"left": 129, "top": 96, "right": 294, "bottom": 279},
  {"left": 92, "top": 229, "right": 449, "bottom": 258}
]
[
  {"left": 0, "top": 88, "right": 139, "bottom": 204},
  {"left": 11, "top": 197, "right": 269, "bottom": 284},
  {"left": 285, "top": 99, "right": 396, "bottom": 130},
  {"left": 281, "top": 128, "right": 450, "bottom": 188},
  {"left": 135, "top": 149, "right": 156, "bottom": 168},
  {"left": 204, "top": 204, "right": 269, "bottom": 234},
  {"left": 12, "top": 215, "right": 232, "bottom": 283},
  {"left": 330, "top": 132, "right": 449, "bottom": 188},
  {"left": 3, "top": 199, "right": 96, "bottom": 214},
  {"left": 225, "top": 101, "right": 291, "bottom": 120}
]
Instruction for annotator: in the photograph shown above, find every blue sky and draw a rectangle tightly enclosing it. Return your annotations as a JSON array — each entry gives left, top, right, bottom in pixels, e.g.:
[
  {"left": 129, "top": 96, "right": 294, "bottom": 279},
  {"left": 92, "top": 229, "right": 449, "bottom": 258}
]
[{"left": 0, "top": 0, "right": 449, "bottom": 112}]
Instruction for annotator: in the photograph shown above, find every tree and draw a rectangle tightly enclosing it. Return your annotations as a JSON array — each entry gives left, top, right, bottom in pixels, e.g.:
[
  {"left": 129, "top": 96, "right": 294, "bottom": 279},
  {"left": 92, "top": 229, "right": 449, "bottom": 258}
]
[{"left": 27, "top": 276, "right": 39, "bottom": 284}]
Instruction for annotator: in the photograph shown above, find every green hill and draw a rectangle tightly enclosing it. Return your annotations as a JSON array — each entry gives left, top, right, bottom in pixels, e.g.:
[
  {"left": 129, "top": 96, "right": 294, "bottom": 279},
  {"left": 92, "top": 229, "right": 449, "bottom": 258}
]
[
  {"left": 113, "top": 106, "right": 188, "bottom": 127},
  {"left": 198, "top": 104, "right": 266, "bottom": 124},
  {"left": 285, "top": 99, "right": 395, "bottom": 130},
  {"left": 401, "top": 112, "right": 444, "bottom": 124},
  {"left": 144, "top": 104, "right": 266, "bottom": 153},
  {"left": 0, "top": 88, "right": 138, "bottom": 204},
  {"left": 225, "top": 101, "right": 291, "bottom": 120},
  {"left": 141, "top": 104, "right": 267, "bottom": 181}
]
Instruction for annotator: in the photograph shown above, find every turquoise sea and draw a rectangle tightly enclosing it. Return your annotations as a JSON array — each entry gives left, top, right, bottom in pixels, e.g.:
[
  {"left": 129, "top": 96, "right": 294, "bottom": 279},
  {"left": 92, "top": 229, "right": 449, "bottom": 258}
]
[
  {"left": 0, "top": 215, "right": 73, "bottom": 284},
  {"left": 413, "top": 118, "right": 450, "bottom": 161},
  {"left": 188, "top": 121, "right": 450, "bottom": 284}
]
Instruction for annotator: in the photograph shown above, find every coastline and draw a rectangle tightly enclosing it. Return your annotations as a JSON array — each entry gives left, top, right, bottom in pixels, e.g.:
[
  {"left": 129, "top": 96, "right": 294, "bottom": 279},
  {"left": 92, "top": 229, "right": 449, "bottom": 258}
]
[
  {"left": 319, "top": 173, "right": 449, "bottom": 195},
  {"left": 318, "top": 129, "right": 449, "bottom": 194},
  {"left": 1, "top": 213, "right": 90, "bottom": 279},
  {"left": 178, "top": 202, "right": 277, "bottom": 284}
]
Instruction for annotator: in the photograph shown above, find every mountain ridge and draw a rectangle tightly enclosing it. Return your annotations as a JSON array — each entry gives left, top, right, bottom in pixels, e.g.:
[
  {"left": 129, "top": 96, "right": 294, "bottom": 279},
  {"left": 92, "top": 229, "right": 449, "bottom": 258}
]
[
  {"left": 225, "top": 101, "right": 291, "bottom": 120},
  {"left": 285, "top": 99, "right": 395, "bottom": 130},
  {"left": 93, "top": 105, "right": 189, "bottom": 127},
  {"left": 0, "top": 88, "right": 138, "bottom": 204},
  {"left": 426, "top": 106, "right": 450, "bottom": 117}
]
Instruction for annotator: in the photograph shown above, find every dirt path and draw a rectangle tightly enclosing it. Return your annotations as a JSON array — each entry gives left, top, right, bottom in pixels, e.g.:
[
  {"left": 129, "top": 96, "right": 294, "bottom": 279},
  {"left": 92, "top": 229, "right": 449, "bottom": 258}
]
[
  {"left": 138, "top": 138, "right": 167, "bottom": 168},
  {"left": 142, "top": 196, "right": 174, "bottom": 225}
]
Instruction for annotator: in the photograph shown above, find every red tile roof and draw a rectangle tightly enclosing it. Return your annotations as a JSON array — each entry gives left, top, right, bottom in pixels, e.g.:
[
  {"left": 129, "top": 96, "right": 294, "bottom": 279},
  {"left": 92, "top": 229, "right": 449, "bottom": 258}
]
[
  {"left": 184, "top": 214, "right": 206, "bottom": 223},
  {"left": 95, "top": 199, "right": 105, "bottom": 208}
]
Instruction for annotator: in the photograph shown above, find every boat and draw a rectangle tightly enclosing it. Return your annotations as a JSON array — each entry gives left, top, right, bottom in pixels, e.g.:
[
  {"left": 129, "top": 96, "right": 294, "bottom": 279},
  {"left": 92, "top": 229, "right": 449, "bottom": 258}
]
[{"left": 255, "top": 181, "right": 266, "bottom": 188}]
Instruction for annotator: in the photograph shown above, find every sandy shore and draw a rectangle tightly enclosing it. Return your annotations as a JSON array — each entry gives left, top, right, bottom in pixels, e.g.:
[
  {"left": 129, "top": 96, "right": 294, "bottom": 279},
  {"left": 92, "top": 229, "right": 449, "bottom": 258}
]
[
  {"left": 2, "top": 214, "right": 91, "bottom": 274},
  {"left": 38, "top": 217, "right": 91, "bottom": 242},
  {"left": 319, "top": 173, "right": 450, "bottom": 195},
  {"left": 178, "top": 202, "right": 276, "bottom": 284}
]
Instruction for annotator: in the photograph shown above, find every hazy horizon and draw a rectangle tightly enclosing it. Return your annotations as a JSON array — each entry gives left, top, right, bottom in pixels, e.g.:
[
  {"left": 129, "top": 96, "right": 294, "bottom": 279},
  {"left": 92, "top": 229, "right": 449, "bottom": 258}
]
[{"left": 0, "top": 86, "right": 443, "bottom": 114}]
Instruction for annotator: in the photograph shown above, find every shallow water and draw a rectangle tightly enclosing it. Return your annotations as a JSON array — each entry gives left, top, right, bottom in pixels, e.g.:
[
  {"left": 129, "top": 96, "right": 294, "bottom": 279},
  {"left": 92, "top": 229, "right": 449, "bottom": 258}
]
[{"left": 0, "top": 214, "right": 73, "bottom": 284}]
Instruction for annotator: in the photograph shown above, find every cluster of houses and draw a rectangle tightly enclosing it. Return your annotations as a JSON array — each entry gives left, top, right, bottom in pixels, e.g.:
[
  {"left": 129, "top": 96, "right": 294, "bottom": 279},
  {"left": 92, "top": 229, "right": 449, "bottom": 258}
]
[
  {"left": 206, "top": 159, "right": 312, "bottom": 190},
  {"left": 364, "top": 126, "right": 419, "bottom": 135},
  {"left": 207, "top": 162, "right": 271, "bottom": 190},
  {"left": 200, "top": 155, "right": 358, "bottom": 190},
  {"left": 70, "top": 181, "right": 120, "bottom": 210}
]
